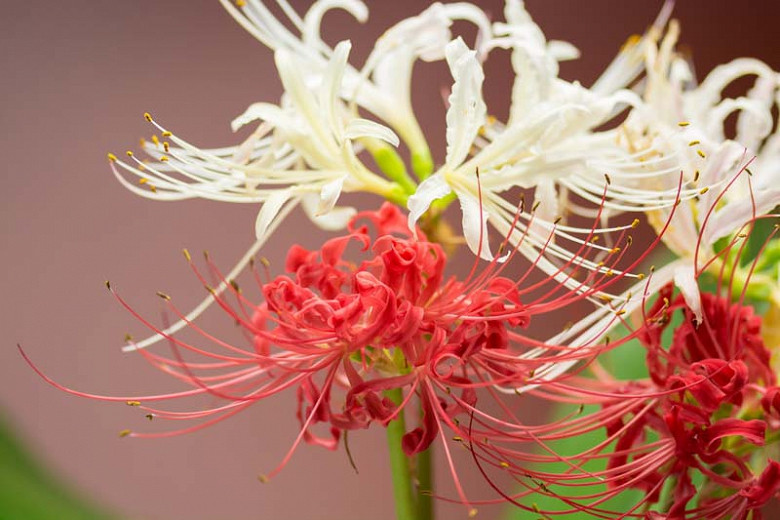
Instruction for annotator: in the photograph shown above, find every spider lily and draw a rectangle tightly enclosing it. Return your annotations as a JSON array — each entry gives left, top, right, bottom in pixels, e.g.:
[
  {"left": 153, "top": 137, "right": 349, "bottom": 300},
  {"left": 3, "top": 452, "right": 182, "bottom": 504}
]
[
  {"left": 619, "top": 19, "right": 780, "bottom": 320},
  {"left": 21, "top": 201, "right": 672, "bottom": 516},
  {"left": 462, "top": 212, "right": 779, "bottom": 519}
]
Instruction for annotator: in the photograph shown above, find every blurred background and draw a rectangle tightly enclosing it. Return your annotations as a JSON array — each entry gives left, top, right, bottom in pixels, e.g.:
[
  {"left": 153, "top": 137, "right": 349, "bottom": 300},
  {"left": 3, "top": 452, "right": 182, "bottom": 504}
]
[{"left": 2, "top": 1, "right": 779, "bottom": 519}]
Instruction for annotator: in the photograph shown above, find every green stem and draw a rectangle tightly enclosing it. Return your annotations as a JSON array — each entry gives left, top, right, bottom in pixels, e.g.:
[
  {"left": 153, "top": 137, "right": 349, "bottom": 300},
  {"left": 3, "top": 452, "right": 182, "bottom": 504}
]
[
  {"left": 385, "top": 388, "right": 417, "bottom": 520},
  {"left": 417, "top": 446, "right": 434, "bottom": 520}
]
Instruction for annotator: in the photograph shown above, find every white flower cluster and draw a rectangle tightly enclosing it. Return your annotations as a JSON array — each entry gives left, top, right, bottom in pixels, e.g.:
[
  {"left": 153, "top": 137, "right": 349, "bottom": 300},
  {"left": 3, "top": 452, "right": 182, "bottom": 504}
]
[{"left": 110, "top": 0, "right": 780, "bottom": 351}]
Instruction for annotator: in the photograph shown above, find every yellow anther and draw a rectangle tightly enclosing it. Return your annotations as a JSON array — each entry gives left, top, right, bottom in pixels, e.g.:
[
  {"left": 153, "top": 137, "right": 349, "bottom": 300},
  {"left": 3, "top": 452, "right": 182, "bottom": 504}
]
[
  {"left": 500, "top": 461, "right": 510, "bottom": 468},
  {"left": 236, "top": 0, "right": 246, "bottom": 6},
  {"left": 620, "top": 34, "right": 641, "bottom": 51},
  {"left": 160, "top": 156, "right": 169, "bottom": 162},
  {"left": 637, "top": 273, "right": 646, "bottom": 280},
  {"left": 119, "top": 429, "right": 132, "bottom": 438},
  {"left": 468, "top": 508, "right": 478, "bottom": 518},
  {"left": 610, "top": 247, "right": 621, "bottom": 254},
  {"left": 151, "top": 134, "right": 160, "bottom": 146},
  {"left": 452, "top": 436, "right": 463, "bottom": 442},
  {"left": 678, "top": 121, "right": 690, "bottom": 127},
  {"left": 161, "top": 131, "right": 172, "bottom": 137},
  {"left": 138, "top": 178, "right": 148, "bottom": 184},
  {"left": 124, "top": 333, "right": 133, "bottom": 342},
  {"left": 126, "top": 150, "right": 133, "bottom": 157},
  {"left": 697, "top": 150, "right": 706, "bottom": 158},
  {"left": 699, "top": 187, "right": 709, "bottom": 195},
  {"left": 156, "top": 291, "right": 171, "bottom": 300},
  {"left": 149, "top": 184, "right": 157, "bottom": 193},
  {"left": 257, "top": 474, "right": 269, "bottom": 484},
  {"left": 107, "top": 153, "right": 117, "bottom": 162},
  {"left": 616, "top": 309, "right": 626, "bottom": 316},
  {"left": 144, "top": 112, "right": 153, "bottom": 122},
  {"left": 139, "top": 137, "right": 147, "bottom": 147},
  {"left": 688, "top": 140, "right": 700, "bottom": 146},
  {"left": 126, "top": 400, "right": 141, "bottom": 407},
  {"left": 163, "top": 142, "right": 170, "bottom": 152},
  {"left": 182, "top": 248, "right": 192, "bottom": 262},
  {"left": 631, "top": 218, "right": 640, "bottom": 228}
]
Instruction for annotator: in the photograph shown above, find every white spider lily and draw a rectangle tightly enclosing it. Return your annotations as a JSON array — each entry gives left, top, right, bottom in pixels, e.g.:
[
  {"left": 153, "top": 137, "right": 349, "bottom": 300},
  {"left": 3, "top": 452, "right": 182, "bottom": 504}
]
[
  {"left": 220, "top": 0, "right": 492, "bottom": 176},
  {"left": 110, "top": 40, "right": 402, "bottom": 240},
  {"left": 408, "top": 0, "right": 696, "bottom": 274},
  {"left": 621, "top": 21, "right": 780, "bottom": 319}
]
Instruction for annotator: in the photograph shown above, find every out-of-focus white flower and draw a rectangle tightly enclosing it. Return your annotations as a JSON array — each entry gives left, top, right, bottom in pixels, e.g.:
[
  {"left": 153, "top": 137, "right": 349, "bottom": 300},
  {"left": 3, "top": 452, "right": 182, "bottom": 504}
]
[{"left": 620, "top": 21, "right": 780, "bottom": 319}]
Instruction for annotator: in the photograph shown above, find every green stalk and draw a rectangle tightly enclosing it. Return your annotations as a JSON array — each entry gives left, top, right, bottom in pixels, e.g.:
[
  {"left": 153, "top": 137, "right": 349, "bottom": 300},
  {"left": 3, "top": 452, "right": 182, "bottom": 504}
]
[
  {"left": 385, "top": 388, "right": 417, "bottom": 520},
  {"left": 416, "top": 446, "right": 434, "bottom": 520}
]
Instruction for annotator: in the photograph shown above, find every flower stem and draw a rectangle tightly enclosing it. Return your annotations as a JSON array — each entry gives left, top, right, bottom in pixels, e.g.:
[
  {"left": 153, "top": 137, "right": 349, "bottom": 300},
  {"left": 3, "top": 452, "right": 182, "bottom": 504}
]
[
  {"left": 385, "top": 388, "right": 417, "bottom": 520},
  {"left": 417, "top": 446, "right": 434, "bottom": 520}
]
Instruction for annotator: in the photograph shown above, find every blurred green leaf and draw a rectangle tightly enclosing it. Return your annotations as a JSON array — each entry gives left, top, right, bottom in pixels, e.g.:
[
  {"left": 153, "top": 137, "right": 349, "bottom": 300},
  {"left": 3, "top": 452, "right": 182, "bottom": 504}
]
[{"left": 0, "top": 416, "right": 116, "bottom": 520}]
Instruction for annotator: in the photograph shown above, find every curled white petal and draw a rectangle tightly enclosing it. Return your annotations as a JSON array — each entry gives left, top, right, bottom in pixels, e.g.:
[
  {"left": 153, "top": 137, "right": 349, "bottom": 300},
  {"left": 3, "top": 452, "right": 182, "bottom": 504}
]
[
  {"left": 255, "top": 190, "right": 295, "bottom": 239},
  {"left": 458, "top": 191, "right": 493, "bottom": 261},
  {"left": 407, "top": 173, "right": 452, "bottom": 232},
  {"left": 317, "top": 176, "right": 346, "bottom": 216},
  {"left": 674, "top": 264, "right": 703, "bottom": 324},
  {"left": 444, "top": 37, "right": 486, "bottom": 169},
  {"left": 302, "top": 194, "right": 356, "bottom": 230},
  {"left": 344, "top": 118, "right": 400, "bottom": 146}
]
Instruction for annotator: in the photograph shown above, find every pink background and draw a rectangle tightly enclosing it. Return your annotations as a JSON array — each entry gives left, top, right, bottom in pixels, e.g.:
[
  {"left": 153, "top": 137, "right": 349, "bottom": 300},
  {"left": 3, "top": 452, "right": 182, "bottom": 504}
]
[{"left": 3, "top": 1, "right": 779, "bottom": 519}]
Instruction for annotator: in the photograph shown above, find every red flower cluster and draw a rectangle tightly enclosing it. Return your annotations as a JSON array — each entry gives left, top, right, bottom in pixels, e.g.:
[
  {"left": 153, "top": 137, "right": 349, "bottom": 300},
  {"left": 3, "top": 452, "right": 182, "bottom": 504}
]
[{"left": 24, "top": 201, "right": 662, "bottom": 513}]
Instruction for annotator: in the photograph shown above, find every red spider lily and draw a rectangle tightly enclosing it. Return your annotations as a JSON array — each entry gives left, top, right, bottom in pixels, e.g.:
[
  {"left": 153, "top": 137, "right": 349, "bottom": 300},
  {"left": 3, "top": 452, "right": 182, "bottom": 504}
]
[{"left": 21, "top": 195, "right": 676, "bottom": 514}]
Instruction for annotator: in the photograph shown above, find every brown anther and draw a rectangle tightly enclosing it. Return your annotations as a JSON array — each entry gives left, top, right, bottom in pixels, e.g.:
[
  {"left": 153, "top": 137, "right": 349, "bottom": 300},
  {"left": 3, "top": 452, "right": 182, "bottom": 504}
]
[
  {"left": 163, "top": 142, "right": 170, "bottom": 153},
  {"left": 124, "top": 333, "right": 133, "bottom": 342},
  {"left": 257, "top": 475, "right": 269, "bottom": 484},
  {"left": 604, "top": 173, "right": 612, "bottom": 185},
  {"left": 145, "top": 414, "right": 154, "bottom": 421},
  {"left": 693, "top": 170, "right": 700, "bottom": 182},
  {"left": 156, "top": 291, "right": 171, "bottom": 301}
]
